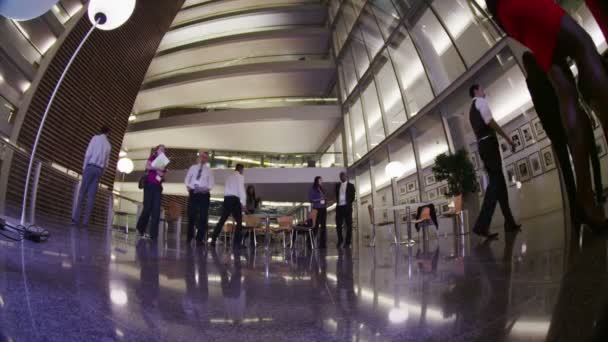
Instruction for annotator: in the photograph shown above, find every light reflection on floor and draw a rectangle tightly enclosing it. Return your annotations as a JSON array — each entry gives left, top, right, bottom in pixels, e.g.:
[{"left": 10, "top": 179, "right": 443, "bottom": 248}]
[{"left": 0, "top": 210, "right": 606, "bottom": 341}]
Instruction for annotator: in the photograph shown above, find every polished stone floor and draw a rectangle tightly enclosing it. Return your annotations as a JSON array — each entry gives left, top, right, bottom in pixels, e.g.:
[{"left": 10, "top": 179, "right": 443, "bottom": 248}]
[{"left": 1, "top": 211, "right": 608, "bottom": 341}]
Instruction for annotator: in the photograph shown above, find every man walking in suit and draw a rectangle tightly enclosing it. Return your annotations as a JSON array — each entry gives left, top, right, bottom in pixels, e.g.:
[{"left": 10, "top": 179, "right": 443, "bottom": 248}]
[{"left": 335, "top": 172, "right": 356, "bottom": 248}]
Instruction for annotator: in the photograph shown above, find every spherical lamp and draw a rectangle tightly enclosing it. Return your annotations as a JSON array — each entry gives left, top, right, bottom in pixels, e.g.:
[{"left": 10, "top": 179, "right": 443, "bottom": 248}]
[
  {"left": 0, "top": 0, "right": 59, "bottom": 21},
  {"left": 385, "top": 161, "right": 406, "bottom": 179},
  {"left": 88, "top": 0, "right": 136, "bottom": 30},
  {"left": 117, "top": 158, "right": 134, "bottom": 175}
]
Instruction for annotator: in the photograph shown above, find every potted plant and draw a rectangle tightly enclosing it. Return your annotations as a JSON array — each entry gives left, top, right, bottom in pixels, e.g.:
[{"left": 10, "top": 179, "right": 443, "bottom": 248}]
[{"left": 432, "top": 149, "right": 479, "bottom": 214}]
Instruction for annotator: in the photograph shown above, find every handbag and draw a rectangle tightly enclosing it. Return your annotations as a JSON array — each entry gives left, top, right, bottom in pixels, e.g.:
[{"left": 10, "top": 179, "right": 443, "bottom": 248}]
[{"left": 138, "top": 173, "right": 147, "bottom": 189}]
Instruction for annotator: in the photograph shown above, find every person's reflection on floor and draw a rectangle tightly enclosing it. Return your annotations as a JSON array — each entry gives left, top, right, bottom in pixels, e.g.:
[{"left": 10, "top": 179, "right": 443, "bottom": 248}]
[
  {"left": 546, "top": 233, "right": 608, "bottom": 342},
  {"left": 136, "top": 239, "right": 161, "bottom": 331},
  {"left": 183, "top": 246, "right": 209, "bottom": 320},
  {"left": 441, "top": 232, "right": 517, "bottom": 341},
  {"left": 211, "top": 249, "right": 246, "bottom": 323},
  {"left": 335, "top": 249, "right": 356, "bottom": 340}
]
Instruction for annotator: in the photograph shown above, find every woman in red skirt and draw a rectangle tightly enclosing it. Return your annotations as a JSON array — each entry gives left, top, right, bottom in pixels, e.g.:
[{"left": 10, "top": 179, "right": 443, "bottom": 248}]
[{"left": 487, "top": 0, "right": 608, "bottom": 228}]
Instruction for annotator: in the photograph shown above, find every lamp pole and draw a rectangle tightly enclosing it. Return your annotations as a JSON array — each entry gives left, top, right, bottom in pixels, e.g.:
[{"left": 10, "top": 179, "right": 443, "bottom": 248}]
[{"left": 19, "top": 0, "right": 136, "bottom": 225}]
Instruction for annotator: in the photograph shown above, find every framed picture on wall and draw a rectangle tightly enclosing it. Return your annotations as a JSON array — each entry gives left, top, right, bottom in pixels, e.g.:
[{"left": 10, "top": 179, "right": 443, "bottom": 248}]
[
  {"left": 596, "top": 136, "right": 607, "bottom": 157},
  {"left": 531, "top": 118, "right": 547, "bottom": 140},
  {"left": 399, "top": 186, "right": 406, "bottom": 194},
  {"left": 441, "top": 203, "right": 451, "bottom": 214},
  {"left": 529, "top": 152, "right": 543, "bottom": 177},
  {"left": 498, "top": 135, "right": 511, "bottom": 158},
  {"left": 427, "top": 189, "right": 438, "bottom": 201},
  {"left": 520, "top": 123, "right": 535, "bottom": 147},
  {"left": 516, "top": 158, "right": 531, "bottom": 182},
  {"left": 541, "top": 146, "right": 556, "bottom": 171},
  {"left": 425, "top": 174, "right": 436, "bottom": 186},
  {"left": 406, "top": 180, "right": 417, "bottom": 193},
  {"left": 470, "top": 152, "right": 479, "bottom": 170},
  {"left": 408, "top": 196, "right": 417, "bottom": 204},
  {"left": 511, "top": 129, "right": 524, "bottom": 153},
  {"left": 505, "top": 164, "right": 516, "bottom": 187},
  {"left": 439, "top": 185, "right": 449, "bottom": 197}
]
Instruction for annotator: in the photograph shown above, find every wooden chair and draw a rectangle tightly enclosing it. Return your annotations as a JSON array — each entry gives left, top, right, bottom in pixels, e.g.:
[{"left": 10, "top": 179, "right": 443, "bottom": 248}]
[
  {"left": 368, "top": 205, "right": 398, "bottom": 247},
  {"left": 412, "top": 206, "right": 436, "bottom": 242},
  {"left": 292, "top": 209, "right": 317, "bottom": 250},
  {"left": 242, "top": 215, "right": 263, "bottom": 247},
  {"left": 220, "top": 220, "right": 235, "bottom": 246},
  {"left": 441, "top": 195, "right": 468, "bottom": 235},
  {"left": 272, "top": 216, "right": 293, "bottom": 249}
]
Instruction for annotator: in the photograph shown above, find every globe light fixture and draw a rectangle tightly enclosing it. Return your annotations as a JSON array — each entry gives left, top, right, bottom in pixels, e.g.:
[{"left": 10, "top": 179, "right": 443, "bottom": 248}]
[
  {"left": 385, "top": 161, "right": 406, "bottom": 179},
  {"left": 117, "top": 158, "right": 134, "bottom": 175},
  {"left": 20, "top": 0, "right": 137, "bottom": 225},
  {"left": 0, "top": 0, "right": 59, "bottom": 21},
  {"left": 88, "top": 0, "right": 136, "bottom": 31}
]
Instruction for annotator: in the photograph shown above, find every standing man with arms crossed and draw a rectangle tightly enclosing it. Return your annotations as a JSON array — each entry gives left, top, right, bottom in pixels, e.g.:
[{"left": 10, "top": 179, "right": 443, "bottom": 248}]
[
  {"left": 72, "top": 126, "right": 112, "bottom": 228},
  {"left": 469, "top": 84, "right": 521, "bottom": 240},
  {"left": 210, "top": 164, "right": 247, "bottom": 249},
  {"left": 335, "top": 172, "right": 355, "bottom": 249},
  {"left": 185, "top": 151, "right": 214, "bottom": 244}
]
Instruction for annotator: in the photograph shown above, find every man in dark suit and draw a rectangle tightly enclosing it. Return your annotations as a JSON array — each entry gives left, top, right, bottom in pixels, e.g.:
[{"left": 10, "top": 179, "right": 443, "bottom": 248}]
[{"left": 335, "top": 172, "right": 356, "bottom": 249}]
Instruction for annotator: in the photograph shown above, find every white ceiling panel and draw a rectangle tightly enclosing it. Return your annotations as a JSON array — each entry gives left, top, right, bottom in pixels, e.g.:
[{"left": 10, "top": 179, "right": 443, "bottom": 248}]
[
  {"left": 123, "top": 119, "right": 339, "bottom": 153},
  {"left": 147, "top": 29, "right": 329, "bottom": 80},
  {"left": 133, "top": 61, "right": 334, "bottom": 113},
  {"left": 173, "top": 0, "right": 316, "bottom": 27},
  {"left": 158, "top": 7, "right": 326, "bottom": 52}
]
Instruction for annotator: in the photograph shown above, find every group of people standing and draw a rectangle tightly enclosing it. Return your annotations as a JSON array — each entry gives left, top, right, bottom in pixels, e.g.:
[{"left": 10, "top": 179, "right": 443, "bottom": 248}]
[
  {"left": 308, "top": 172, "right": 356, "bottom": 249},
  {"left": 470, "top": 0, "right": 608, "bottom": 239}
]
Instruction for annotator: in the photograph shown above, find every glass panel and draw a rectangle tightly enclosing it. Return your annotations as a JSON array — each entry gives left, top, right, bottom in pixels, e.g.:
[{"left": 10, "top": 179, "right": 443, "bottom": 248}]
[
  {"left": 431, "top": 0, "right": 501, "bottom": 66},
  {"left": 373, "top": 156, "right": 392, "bottom": 190},
  {"left": 344, "top": 113, "right": 354, "bottom": 165},
  {"left": 357, "top": 168, "right": 372, "bottom": 197},
  {"left": 361, "top": 81, "right": 385, "bottom": 149},
  {"left": 342, "top": 1, "right": 359, "bottom": 34},
  {"left": 334, "top": 133, "right": 344, "bottom": 166},
  {"left": 370, "top": 0, "right": 401, "bottom": 39},
  {"left": 414, "top": 113, "right": 450, "bottom": 170},
  {"left": 389, "top": 135, "right": 418, "bottom": 181},
  {"left": 406, "top": 6, "right": 466, "bottom": 93},
  {"left": 359, "top": 7, "right": 384, "bottom": 60},
  {"left": 351, "top": 27, "right": 370, "bottom": 78},
  {"left": 570, "top": 2, "right": 607, "bottom": 53},
  {"left": 336, "top": 16, "right": 349, "bottom": 53},
  {"left": 341, "top": 48, "right": 358, "bottom": 95},
  {"left": 351, "top": 99, "right": 368, "bottom": 160},
  {"left": 375, "top": 50, "right": 407, "bottom": 134},
  {"left": 389, "top": 26, "right": 434, "bottom": 117}
]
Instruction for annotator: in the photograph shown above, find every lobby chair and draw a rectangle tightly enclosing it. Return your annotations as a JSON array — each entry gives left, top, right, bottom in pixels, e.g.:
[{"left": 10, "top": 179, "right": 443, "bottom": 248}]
[
  {"left": 242, "top": 215, "right": 263, "bottom": 248},
  {"left": 412, "top": 205, "right": 438, "bottom": 243},
  {"left": 368, "top": 205, "right": 399, "bottom": 247},
  {"left": 440, "top": 195, "right": 469, "bottom": 236},
  {"left": 273, "top": 216, "right": 293, "bottom": 249},
  {"left": 292, "top": 209, "right": 317, "bottom": 250}
]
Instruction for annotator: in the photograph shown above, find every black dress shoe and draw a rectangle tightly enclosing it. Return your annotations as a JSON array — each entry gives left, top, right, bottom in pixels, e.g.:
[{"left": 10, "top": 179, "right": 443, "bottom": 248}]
[
  {"left": 473, "top": 228, "right": 499, "bottom": 240},
  {"left": 505, "top": 224, "right": 522, "bottom": 232}
]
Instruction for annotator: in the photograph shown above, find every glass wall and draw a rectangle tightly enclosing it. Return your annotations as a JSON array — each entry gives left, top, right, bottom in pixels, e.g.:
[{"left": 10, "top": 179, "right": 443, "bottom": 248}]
[
  {"left": 375, "top": 50, "right": 407, "bottom": 134},
  {"left": 361, "top": 80, "right": 385, "bottom": 149},
  {"left": 350, "top": 99, "right": 368, "bottom": 161}
]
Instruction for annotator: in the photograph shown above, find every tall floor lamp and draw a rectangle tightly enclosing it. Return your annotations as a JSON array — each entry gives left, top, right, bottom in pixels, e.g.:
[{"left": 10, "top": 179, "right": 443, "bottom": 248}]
[{"left": 19, "top": 0, "right": 137, "bottom": 225}]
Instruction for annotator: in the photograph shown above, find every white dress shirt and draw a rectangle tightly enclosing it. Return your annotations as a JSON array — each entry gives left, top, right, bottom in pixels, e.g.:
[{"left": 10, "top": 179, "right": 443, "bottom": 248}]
[
  {"left": 473, "top": 97, "right": 494, "bottom": 124},
  {"left": 83, "top": 134, "right": 111, "bottom": 171},
  {"left": 224, "top": 171, "right": 246, "bottom": 206},
  {"left": 338, "top": 182, "right": 347, "bottom": 206},
  {"left": 185, "top": 163, "right": 215, "bottom": 193}
]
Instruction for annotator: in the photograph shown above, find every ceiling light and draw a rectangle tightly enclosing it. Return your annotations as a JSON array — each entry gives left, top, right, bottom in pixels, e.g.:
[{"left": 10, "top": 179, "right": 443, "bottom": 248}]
[{"left": 128, "top": 115, "right": 136, "bottom": 121}]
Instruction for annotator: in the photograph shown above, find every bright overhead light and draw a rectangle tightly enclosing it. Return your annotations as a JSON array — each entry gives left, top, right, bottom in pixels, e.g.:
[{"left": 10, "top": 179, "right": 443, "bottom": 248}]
[
  {"left": 117, "top": 157, "right": 134, "bottom": 174},
  {"left": 128, "top": 115, "right": 136, "bottom": 121},
  {"left": 119, "top": 150, "right": 127, "bottom": 157},
  {"left": 88, "top": 0, "right": 136, "bottom": 31},
  {"left": 385, "top": 161, "right": 406, "bottom": 179}
]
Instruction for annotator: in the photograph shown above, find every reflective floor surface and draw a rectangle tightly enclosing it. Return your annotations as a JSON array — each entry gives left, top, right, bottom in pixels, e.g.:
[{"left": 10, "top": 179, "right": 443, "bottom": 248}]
[{"left": 1, "top": 210, "right": 607, "bottom": 341}]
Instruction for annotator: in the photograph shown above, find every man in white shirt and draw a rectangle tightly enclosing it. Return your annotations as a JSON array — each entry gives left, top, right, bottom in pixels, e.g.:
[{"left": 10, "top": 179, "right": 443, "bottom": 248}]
[
  {"left": 72, "top": 126, "right": 112, "bottom": 227},
  {"left": 469, "top": 84, "right": 520, "bottom": 240},
  {"left": 334, "top": 172, "right": 355, "bottom": 248},
  {"left": 185, "top": 151, "right": 215, "bottom": 244},
  {"left": 210, "top": 164, "right": 246, "bottom": 248}
]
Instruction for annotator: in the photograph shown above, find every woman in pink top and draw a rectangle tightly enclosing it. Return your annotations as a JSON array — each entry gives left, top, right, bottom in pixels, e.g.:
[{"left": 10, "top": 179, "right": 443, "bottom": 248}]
[{"left": 136, "top": 145, "right": 167, "bottom": 240}]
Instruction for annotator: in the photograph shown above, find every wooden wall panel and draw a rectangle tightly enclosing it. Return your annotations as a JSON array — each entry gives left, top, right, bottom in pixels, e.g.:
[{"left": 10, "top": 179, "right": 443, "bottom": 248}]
[
  {"left": 5, "top": 0, "right": 184, "bottom": 225},
  {"left": 15, "top": 0, "right": 184, "bottom": 188}
]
